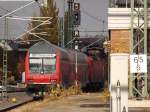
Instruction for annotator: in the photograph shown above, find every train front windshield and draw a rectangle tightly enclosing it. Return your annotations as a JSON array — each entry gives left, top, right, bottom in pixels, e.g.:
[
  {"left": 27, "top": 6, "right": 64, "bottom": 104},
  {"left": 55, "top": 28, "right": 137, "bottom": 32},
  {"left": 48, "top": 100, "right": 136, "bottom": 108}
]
[{"left": 29, "top": 58, "right": 56, "bottom": 74}]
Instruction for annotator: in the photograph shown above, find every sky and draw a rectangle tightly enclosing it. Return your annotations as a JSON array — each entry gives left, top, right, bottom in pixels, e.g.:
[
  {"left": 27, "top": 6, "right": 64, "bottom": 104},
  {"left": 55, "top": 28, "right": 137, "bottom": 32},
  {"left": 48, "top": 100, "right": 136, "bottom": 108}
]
[
  {"left": 0, "top": 0, "right": 108, "bottom": 40},
  {"left": 0, "top": 0, "right": 40, "bottom": 40},
  {"left": 55, "top": 0, "right": 108, "bottom": 36}
]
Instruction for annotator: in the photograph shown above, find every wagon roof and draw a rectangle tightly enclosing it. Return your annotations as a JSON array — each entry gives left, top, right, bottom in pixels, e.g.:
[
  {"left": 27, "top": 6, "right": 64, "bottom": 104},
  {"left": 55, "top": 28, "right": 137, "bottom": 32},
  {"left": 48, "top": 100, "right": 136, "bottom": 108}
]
[{"left": 28, "top": 41, "right": 67, "bottom": 53}]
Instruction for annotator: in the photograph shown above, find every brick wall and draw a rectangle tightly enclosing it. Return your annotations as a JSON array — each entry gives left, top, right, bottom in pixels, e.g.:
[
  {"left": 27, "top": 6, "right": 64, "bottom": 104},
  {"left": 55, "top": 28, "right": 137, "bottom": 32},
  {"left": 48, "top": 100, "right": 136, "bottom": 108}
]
[{"left": 110, "top": 29, "right": 130, "bottom": 53}]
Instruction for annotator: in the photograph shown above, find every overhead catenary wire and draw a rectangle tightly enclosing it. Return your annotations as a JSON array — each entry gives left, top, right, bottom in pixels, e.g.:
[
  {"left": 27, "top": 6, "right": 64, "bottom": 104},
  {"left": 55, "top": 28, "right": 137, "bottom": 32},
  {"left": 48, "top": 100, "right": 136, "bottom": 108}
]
[
  {"left": 7, "top": 16, "right": 52, "bottom": 23},
  {"left": 14, "top": 23, "right": 53, "bottom": 46},
  {"left": 10, "top": 16, "right": 52, "bottom": 19},
  {"left": 78, "top": 26, "right": 108, "bottom": 34},
  {"left": 0, "top": 0, "right": 42, "bottom": 41},
  {"left": 79, "top": 7, "right": 108, "bottom": 36},
  {"left": 14, "top": 17, "right": 52, "bottom": 40},
  {"left": 64, "top": 37, "right": 77, "bottom": 47},
  {"left": 15, "top": 39, "right": 41, "bottom": 43},
  {"left": 81, "top": 9, "right": 107, "bottom": 35},
  {"left": 26, "top": 29, "right": 54, "bottom": 46},
  {"left": 0, "top": 0, "right": 40, "bottom": 100},
  {"left": 65, "top": 31, "right": 106, "bottom": 49},
  {"left": 0, "top": 7, "right": 19, "bottom": 17},
  {"left": 79, "top": 30, "right": 108, "bottom": 32},
  {"left": 0, "top": 1, "right": 36, "bottom": 20},
  {"left": 0, "top": 0, "right": 58, "bottom": 45},
  {"left": 6, "top": 16, "right": 53, "bottom": 40},
  {"left": 81, "top": 7, "right": 107, "bottom": 24}
]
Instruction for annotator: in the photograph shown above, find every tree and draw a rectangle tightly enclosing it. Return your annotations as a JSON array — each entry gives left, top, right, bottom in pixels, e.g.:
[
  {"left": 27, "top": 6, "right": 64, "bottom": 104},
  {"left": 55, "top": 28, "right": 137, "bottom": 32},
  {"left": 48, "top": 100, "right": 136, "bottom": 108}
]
[{"left": 26, "top": 0, "right": 59, "bottom": 45}]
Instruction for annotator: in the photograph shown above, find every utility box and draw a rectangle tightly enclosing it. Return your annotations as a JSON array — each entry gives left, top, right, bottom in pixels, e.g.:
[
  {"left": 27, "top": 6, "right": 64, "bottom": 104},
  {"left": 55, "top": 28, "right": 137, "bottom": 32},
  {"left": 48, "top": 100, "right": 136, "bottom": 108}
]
[{"left": 110, "top": 53, "right": 128, "bottom": 112}]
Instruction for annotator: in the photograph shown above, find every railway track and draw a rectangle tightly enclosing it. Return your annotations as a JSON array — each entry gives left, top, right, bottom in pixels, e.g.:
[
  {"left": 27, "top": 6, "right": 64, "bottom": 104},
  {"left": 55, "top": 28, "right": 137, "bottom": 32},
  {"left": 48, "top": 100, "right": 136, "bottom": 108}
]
[{"left": 0, "top": 92, "right": 33, "bottom": 112}]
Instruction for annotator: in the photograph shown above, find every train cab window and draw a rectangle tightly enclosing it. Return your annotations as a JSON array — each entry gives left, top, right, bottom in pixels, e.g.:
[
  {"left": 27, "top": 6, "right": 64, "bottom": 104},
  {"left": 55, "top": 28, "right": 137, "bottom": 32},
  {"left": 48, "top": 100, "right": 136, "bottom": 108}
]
[
  {"left": 43, "top": 58, "right": 56, "bottom": 74},
  {"left": 29, "top": 58, "right": 42, "bottom": 73},
  {"left": 29, "top": 58, "right": 56, "bottom": 74}
]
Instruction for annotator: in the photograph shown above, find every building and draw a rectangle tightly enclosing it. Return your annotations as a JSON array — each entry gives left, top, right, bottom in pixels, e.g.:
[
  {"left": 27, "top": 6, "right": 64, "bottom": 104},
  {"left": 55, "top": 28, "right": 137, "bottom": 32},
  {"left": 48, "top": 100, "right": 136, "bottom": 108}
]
[
  {"left": 108, "top": 0, "right": 150, "bottom": 53},
  {"left": 108, "top": 0, "right": 150, "bottom": 98}
]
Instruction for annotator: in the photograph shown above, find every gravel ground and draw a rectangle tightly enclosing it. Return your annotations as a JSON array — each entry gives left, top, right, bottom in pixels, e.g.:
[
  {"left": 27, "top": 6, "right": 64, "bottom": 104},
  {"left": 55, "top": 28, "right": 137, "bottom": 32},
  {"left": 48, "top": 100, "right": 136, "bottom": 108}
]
[
  {"left": 9, "top": 92, "right": 150, "bottom": 112},
  {"left": 10, "top": 93, "right": 109, "bottom": 112},
  {"left": 39, "top": 93, "right": 109, "bottom": 112}
]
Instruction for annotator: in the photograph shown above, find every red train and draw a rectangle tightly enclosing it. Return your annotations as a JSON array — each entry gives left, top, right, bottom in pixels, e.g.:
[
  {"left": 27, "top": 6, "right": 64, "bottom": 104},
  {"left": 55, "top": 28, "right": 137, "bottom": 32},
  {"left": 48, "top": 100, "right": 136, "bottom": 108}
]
[{"left": 25, "top": 41, "right": 105, "bottom": 95}]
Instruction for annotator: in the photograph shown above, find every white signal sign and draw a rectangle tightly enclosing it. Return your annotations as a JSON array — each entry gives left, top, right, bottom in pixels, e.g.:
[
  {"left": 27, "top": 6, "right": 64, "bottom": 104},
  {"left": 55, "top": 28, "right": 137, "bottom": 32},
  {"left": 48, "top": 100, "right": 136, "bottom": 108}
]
[
  {"left": 74, "top": 3, "right": 80, "bottom": 10},
  {"left": 130, "top": 54, "right": 147, "bottom": 73},
  {"left": 73, "top": 30, "right": 79, "bottom": 37}
]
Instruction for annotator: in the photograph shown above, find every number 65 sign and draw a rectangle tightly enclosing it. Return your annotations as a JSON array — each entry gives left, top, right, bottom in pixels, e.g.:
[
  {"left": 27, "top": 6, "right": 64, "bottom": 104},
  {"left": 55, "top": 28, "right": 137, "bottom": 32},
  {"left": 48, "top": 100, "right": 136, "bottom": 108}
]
[{"left": 130, "top": 54, "right": 147, "bottom": 73}]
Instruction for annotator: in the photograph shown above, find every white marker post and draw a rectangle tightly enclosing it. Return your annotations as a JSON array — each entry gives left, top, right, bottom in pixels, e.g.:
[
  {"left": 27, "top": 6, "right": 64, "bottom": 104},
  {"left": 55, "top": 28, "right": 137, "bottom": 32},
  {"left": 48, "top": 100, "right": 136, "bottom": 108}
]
[
  {"left": 130, "top": 54, "right": 147, "bottom": 73},
  {"left": 110, "top": 53, "right": 128, "bottom": 112},
  {"left": 116, "top": 80, "right": 121, "bottom": 112}
]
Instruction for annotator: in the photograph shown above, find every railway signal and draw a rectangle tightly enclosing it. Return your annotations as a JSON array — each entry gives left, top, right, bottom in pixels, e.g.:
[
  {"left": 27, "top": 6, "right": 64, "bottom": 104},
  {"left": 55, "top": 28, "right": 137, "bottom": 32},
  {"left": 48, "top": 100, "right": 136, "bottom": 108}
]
[
  {"left": 73, "top": 11, "right": 81, "bottom": 26},
  {"left": 73, "top": 3, "right": 81, "bottom": 26},
  {"left": 67, "top": 0, "right": 74, "bottom": 3},
  {"left": 72, "top": 30, "right": 80, "bottom": 37},
  {"left": 74, "top": 38, "right": 79, "bottom": 50},
  {"left": 72, "top": 30, "right": 81, "bottom": 50},
  {"left": 74, "top": 3, "right": 80, "bottom": 11}
]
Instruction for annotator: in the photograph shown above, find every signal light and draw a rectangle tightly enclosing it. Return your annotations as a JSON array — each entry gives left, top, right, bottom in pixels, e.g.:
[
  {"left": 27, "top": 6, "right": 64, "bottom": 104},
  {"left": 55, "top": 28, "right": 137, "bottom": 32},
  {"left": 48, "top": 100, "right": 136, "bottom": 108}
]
[
  {"left": 74, "top": 3, "right": 80, "bottom": 11},
  {"left": 73, "top": 10, "right": 81, "bottom": 26}
]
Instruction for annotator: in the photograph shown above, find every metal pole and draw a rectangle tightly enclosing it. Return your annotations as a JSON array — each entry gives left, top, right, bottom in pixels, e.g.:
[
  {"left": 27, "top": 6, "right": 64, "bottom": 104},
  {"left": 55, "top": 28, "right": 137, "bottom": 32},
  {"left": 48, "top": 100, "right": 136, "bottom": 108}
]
[
  {"left": 62, "top": 0, "right": 65, "bottom": 47},
  {"left": 126, "top": 0, "right": 128, "bottom": 8},
  {"left": 129, "top": 0, "right": 134, "bottom": 98},
  {"left": 75, "top": 51, "right": 77, "bottom": 76},
  {"left": 70, "top": 1, "right": 73, "bottom": 49},
  {"left": 67, "top": 0, "right": 70, "bottom": 48},
  {"left": 0, "top": 0, "right": 37, "bottom": 100},
  {"left": 107, "top": 36, "right": 110, "bottom": 91},
  {"left": 67, "top": 0, "right": 74, "bottom": 49},
  {"left": 2, "top": 17, "right": 8, "bottom": 100},
  {"left": 130, "top": 0, "right": 148, "bottom": 98},
  {"left": 75, "top": 40, "right": 78, "bottom": 86},
  {"left": 144, "top": 0, "right": 148, "bottom": 97}
]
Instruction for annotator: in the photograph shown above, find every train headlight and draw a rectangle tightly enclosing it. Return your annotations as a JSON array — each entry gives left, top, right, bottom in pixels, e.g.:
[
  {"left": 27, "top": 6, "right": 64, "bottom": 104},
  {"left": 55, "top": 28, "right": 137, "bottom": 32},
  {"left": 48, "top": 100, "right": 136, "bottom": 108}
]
[
  {"left": 28, "top": 79, "right": 33, "bottom": 83},
  {"left": 40, "top": 71, "right": 44, "bottom": 74},
  {"left": 50, "top": 79, "right": 57, "bottom": 84}
]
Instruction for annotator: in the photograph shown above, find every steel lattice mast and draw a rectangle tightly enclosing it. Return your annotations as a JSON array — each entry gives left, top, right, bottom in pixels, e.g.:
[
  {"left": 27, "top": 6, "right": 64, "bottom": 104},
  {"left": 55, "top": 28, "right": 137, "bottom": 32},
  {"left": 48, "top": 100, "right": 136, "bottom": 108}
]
[{"left": 130, "top": 0, "right": 148, "bottom": 98}]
